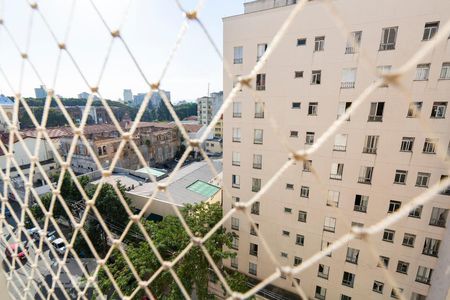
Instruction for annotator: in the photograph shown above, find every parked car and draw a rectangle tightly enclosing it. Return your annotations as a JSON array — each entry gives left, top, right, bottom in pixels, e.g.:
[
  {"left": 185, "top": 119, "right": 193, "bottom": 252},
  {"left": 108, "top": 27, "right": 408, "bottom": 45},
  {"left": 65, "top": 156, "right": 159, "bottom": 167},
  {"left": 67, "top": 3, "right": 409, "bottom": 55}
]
[
  {"left": 52, "top": 238, "right": 67, "bottom": 256},
  {"left": 32, "top": 230, "right": 57, "bottom": 243},
  {"left": 5, "top": 243, "right": 27, "bottom": 261},
  {"left": 27, "top": 227, "right": 39, "bottom": 237}
]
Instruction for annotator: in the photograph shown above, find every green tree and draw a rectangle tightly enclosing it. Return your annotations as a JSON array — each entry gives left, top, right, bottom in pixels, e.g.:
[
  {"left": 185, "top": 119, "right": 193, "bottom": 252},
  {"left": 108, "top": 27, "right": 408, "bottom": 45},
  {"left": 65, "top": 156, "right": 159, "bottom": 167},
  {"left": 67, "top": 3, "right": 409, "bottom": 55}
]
[{"left": 97, "top": 202, "right": 248, "bottom": 299}]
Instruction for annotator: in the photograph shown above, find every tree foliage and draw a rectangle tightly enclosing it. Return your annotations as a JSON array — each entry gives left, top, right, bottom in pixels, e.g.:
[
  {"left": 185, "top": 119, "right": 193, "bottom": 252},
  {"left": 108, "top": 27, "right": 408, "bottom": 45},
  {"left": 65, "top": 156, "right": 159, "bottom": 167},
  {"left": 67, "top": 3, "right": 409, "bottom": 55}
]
[{"left": 97, "top": 202, "right": 245, "bottom": 299}]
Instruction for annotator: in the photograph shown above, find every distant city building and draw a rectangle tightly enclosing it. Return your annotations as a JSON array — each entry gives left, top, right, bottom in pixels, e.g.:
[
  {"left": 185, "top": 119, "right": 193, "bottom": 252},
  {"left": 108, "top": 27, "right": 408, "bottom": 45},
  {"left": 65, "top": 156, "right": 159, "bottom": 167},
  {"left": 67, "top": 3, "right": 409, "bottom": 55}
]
[
  {"left": 133, "top": 90, "right": 170, "bottom": 108},
  {"left": 78, "top": 92, "right": 90, "bottom": 100},
  {"left": 34, "top": 85, "right": 47, "bottom": 98},
  {"left": 0, "top": 95, "right": 17, "bottom": 132},
  {"left": 123, "top": 89, "right": 133, "bottom": 105},
  {"left": 197, "top": 91, "right": 223, "bottom": 125},
  {"left": 210, "top": 91, "right": 223, "bottom": 117}
]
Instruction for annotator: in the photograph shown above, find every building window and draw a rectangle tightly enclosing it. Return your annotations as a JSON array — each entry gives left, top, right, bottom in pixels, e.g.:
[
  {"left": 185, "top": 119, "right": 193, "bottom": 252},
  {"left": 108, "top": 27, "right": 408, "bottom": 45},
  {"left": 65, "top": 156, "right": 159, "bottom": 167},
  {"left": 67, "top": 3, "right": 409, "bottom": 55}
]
[
  {"left": 407, "top": 102, "right": 422, "bottom": 117},
  {"left": 292, "top": 102, "right": 301, "bottom": 109},
  {"left": 230, "top": 256, "right": 238, "bottom": 269},
  {"left": 232, "top": 102, "right": 242, "bottom": 118},
  {"left": 431, "top": 101, "right": 447, "bottom": 118},
  {"left": 280, "top": 252, "right": 288, "bottom": 258},
  {"left": 303, "top": 160, "right": 312, "bottom": 172},
  {"left": 416, "top": 172, "right": 431, "bottom": 187},
  {"left": 284, "top": 207, "right": 292, "bottom": 214},
  {"left": 333, "top": 134, "right": 348, "bottom": 151},
  {"left": 402, "top": 233, "right": 416, "bottom": 247},
  {"left": 373, "top": 281, "right": 384, "bottom": 294},
  {"left": 253, "top": 154, "right": 262, "bottom": 169},
  {"left": 251, "top": 201, "right": 260, "bottom": 215},
  {"left": 346, "top": 247, "right": 359, "bottom": 264},
  {"left": 358, "top": 166, "right": 373, "bottom": 184},
  {"left": 345, "top": 30, "right": 362, "bottom": 54},
  {"left": 415, "top": 64, "right": 431, "bottom": 81},
  {"left": 256, "top": 43, "right": 267, "bottom": 61},
  {"left": 368, "top": 102, "right": 385, "bottom": 121},
  {"left": 379, "top": 27, "right": 398, "bottom": 50},
  {"left": 311, "top": 70, "right": 322, "bottom": 85},
  {"left": 400, "top": 137, "right": 414, "bottom": 152},
  {"left": 377, "top": 65, "right": 392, "bottom": 87},
  {"left": 383, "top": 230, "right": 395, "bottom": 242},
  {"left": 394, "top": 170, "right": 407, "bottom": 184},
  {"left": 294, "top": 256, "right": 302, "bottom": 266},
  {"left": 250, "top": 223, "right": 259, "bottom": 236},
  {"left": 231, "top": 217, "right": 239, "bottom": 230},
  {"left": 396, "top": 261, "right": 409, "bottom": 274},
  {"left": 305, "top": 131, "right": 315, "bottom": 145},
  {"left": 378, "top": 256, "right": 390, "bottom": 268},
  {"left": 252, "top": 178, "right": 261, "bottom": 192},
  {"left": 232, "top": 151, "right": 240, "bottom": 166},
  {"left": 296, "top": 234, "right": 304, "bottom": 246},
  {"left": 255, "top": 102, "right": 264, "bottom": 118},
  {"left": 290, "top": 130, "right": 299, "bottom": 138},
  {"left": 441, "top": 175, "right": 450, "bottom": 195},
  {"left": 342, "top": 272, "right": 355, "bottom": 288},
  {"left": 286, "top": 183, "right": 294, "bottom": 190},
  {"left": 232, "top": 127, "right": 241, "bottom": 142},
  {"left": 341, "top": 68, "right": 357, "bottom": 88},
  {"left": 388, "top": 200, "right": 402, "bottom": 213},
  {"left": 300, "top": 186, "right": 309, "bottom": 198},
  {"left": 232, "top": 196, "right": 240, "bottom": 203},
  {"left": 298, "top": 211, "right": 307, "bottom": 222},
  {"left": 416, "top": 266, "right": 433, "bottom": 284},
  {"left": 440, "top": 62, "right": 450, "bottom": 79},
  {"left": 408, "top": 205, "right": 423, "bottom": 218},
  {"left": 429, "top": 207, "right": 448, "bottom": 227},
  {"left": 254, "top": 129, "right": 263, "bottom": 144},
  {"left": 308, "top": 102, "right": 318, "bottom": 115},
  {"left": 249, "top": 243, "right": 258, "bottom": 256},
  {"left": 249, "top": 262, "right": 257, "bottom": 276},
  {"left": 423, "top": 21, "right": 439, "bottom": 40},
  {"left": 337, "top": 102, "right": 351, "bottom": 120},
  {"left": 322, "top": 240, "right": 332, "bottom": 257},
  {"left": 315, "top": 286, "right": 327, "bottom": 300},
  {"left": 256, "top": 73, "right": 266, "bottom": 90},
  {"left": 294, "top": 71, "right": 304, "bottom": 78},
  {"left": 317, "top": 265, "right": 329, "bottom": 279},
  {"left": 330, "top": 163, "right": 344, "bottom": 180},
  {"left": 411, "top": 293, "right": 427, "bottom": 300},
  {"left": 354, "top": 194, "right": 368, "bottom": 213},
  {"left": 341, "top": 295, "right": 352, "bottom": 300},
  {"left": 231, "top": 236, "right": 239, "bottom": 250},
  {"left": 232, "top": 174, "right": 240, "bottom": 188},
  {"left": 423, "top": 237, "right": 440, "bottom": 257},
  {"left": 314, "top": 36, "right": 325, "bottom": 51},
  {"left": 233, "top": 46, "right": 243, "bottom": 64},
  {"left": 296, "top": 38, "right": 306, "bottom": 46},
  {"left": 324, "top": 216, "right": 336, "bottom": 232},
  {"left": 363, "top": 135, "right": 378, "bottom": 154},
  {"left": 327, "top": 190, "right": 339, "bottom": 207}
]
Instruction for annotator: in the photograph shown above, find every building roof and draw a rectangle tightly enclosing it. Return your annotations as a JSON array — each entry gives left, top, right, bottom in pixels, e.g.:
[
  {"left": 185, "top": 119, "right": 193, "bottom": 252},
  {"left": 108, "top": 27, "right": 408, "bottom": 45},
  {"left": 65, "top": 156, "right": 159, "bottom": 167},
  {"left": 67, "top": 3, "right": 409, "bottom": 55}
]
[
  {"left": 21, "top": 127, "right": 73, "bottom": 139},
  {"left": 134, "top": 122, "right": 177, "bottom": 129},
  {"left": 0, "top": 95, "right": 14, "bottom": 106},
  {"left": 135, "top": 166, "right": 167, "bottom": 178},
  {"left": 183, "top": 123, "right": 203, "bottom": 133},
  {"left": 129, "top": 160, "right": 222, "bottom": 206},
  {"left": 183, "top": 116, "right": 198, "bottom": 121}
]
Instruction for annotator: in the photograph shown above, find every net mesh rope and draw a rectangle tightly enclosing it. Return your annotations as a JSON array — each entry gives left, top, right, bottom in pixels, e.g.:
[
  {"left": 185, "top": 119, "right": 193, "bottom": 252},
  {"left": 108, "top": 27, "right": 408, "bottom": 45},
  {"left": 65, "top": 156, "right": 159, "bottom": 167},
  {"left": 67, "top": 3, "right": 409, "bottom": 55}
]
[{"left": 0, "top": 0, "right": 449, "bottom": 299}]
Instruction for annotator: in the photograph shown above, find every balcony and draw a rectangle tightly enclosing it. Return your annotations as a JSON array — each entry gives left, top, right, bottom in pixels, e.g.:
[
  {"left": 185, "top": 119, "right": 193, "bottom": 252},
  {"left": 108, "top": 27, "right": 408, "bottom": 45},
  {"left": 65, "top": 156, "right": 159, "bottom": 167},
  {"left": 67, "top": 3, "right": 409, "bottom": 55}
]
[
  {"left": 354, "top": 205, "right": 367, "bottom": 213},
  {"left": 368, "top": 115, "right": 383, "bottom": 122},
  {"left": 333, "top": 145, "right": 347, "bottom": 152},
  {"left": 254, "top": 112, "right": 264, "bottom": 119},
  {"left": 233, "top": 112, "right": 242, "bottom": 118},
  {"left": 363, "top": 147, "right": 377, "bottom": 154},
  {"left": 358, "top": 177, "right": 372, "bottom": 184},
  {"left": 329, "top": 174, "right": 343, "bottom": 180},
  {"left": 341, "top": 82, "right": 355, "bottom": 89}
]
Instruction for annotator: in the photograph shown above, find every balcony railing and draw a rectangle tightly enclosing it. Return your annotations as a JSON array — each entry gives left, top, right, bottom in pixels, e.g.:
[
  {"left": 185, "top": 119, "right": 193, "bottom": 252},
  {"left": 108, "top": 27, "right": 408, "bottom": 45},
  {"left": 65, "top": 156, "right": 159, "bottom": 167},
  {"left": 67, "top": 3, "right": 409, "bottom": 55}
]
[
  {"left": 368, "top": 115, "right": 383, "bottom": 122},
  {"left": 233, "top": 112, "right": 242, "bottom": 118},
  {"left": 256, "top": 85, "right": 265, "bottom": 91},
  {"left": 254, "top": 112, "right": 264, "bottom": 118},
  {"left": 232, "top": 137, "right": 241, "bottom": 143},
  {"left": 422, "top": 248, "right": 439, "bottom": 257},
  {"left": 363, "top": 147, "right": 377, "bottom": 154},
  {"left": 323, "top": 226, "right": 335, "bottom": 233},
  {"left": 416, "top": 276, "right": 431, "bottom": 285},
  {"left": 315, "top": 293, "right": 326, "bottom": 300},
  {"left": 231, "top": 224, "right": 239, "bottom": 230},
  {"left": 233, "top": 58, "right": 243, "bottom": 64},
  {"left": 232, "top": 161, "right": 240, "bottom": 166},
  {"left": 254, "top": 139, "right": 263, "bottom": 145},
  {"left": 253, "top": 163, "right": 262, "bottom": 169},
  {"left": 379, "top": 43, "right": 395, "bottom": 51},
  {"left": 333, "top": 145, "right": 347, "bottom": 152},
  {"left": 345, "top": 46, "right": 356, "bottom": 54},
  {"left": 358, "top": 177, "right": 372, "bottom": 184},
  {"left": 341, "top": 81, "right": 355, "bottom": 89},
  {"left": 429, "top": 218, "right": 446, "bottom": 227},
  {"left": 330, "top": 174, "right": 343, "bottom": 180},
  {"left": 354, "top": 205, "right": 367, "bottom": 213}
]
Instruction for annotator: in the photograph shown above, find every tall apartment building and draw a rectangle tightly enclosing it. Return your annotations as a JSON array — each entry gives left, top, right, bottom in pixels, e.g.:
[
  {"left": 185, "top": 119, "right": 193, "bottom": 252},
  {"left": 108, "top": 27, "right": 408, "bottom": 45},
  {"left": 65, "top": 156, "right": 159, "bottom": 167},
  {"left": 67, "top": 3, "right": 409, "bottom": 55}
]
[
  {"left": 197, "top": 91, "right": 224, "bottom": 125},
  {"left": 223, "top": 1, "right": 450, "bottom": 299},
  {"left": 34, "top": 85, "right": 47, "bottom": 98}
]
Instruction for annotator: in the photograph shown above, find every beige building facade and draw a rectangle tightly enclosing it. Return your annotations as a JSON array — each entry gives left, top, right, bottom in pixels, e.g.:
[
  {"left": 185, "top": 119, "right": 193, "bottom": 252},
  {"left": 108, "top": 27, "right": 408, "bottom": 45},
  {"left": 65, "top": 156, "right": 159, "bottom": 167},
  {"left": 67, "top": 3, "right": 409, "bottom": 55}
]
[{"left": 223, "top": 1, "right": 450, "bottom": 300}]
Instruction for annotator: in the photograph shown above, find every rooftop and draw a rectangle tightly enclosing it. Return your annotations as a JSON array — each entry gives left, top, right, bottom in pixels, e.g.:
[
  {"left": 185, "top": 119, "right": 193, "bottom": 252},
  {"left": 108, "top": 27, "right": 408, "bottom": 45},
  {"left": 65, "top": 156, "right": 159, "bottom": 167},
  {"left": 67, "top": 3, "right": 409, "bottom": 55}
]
[
  {"left": 129, "top": 160, "right": 222, "bottom": 206},
  {"left": 0, "top": 95, "right": 14, "bottom": 106}
]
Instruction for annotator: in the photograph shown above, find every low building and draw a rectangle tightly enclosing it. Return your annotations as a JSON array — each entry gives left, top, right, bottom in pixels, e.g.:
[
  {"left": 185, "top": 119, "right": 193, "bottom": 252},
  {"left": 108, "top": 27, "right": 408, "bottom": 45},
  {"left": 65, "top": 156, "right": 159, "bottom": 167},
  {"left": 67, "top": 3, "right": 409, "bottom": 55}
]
[
  {"left": 205, "top": 138, "right": 223, "bottom": 154},
  {"left": 0, "top": 95, "right": 17, "bottom": 132},
  {"left": 127, "top": 160, "right": 222, "bottom": 220}
]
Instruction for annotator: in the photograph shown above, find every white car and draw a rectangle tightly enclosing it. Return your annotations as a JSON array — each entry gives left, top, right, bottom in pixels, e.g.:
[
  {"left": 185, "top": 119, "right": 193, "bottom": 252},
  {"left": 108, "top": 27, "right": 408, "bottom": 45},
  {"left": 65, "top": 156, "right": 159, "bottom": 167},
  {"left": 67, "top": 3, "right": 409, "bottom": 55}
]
[
  {"left": 52, "top": 238, "right": 67, "bottom": 256},
  {"left": 27, "top": 227, "right": 39, "bottom": 237}
]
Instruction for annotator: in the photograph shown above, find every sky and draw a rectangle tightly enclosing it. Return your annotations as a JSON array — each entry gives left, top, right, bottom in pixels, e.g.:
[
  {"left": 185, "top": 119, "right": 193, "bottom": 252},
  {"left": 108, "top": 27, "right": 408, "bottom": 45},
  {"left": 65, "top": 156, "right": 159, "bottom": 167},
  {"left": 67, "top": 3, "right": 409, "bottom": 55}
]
[{"left": 0, "top": 0, "right": 244, "bottom": 102}]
